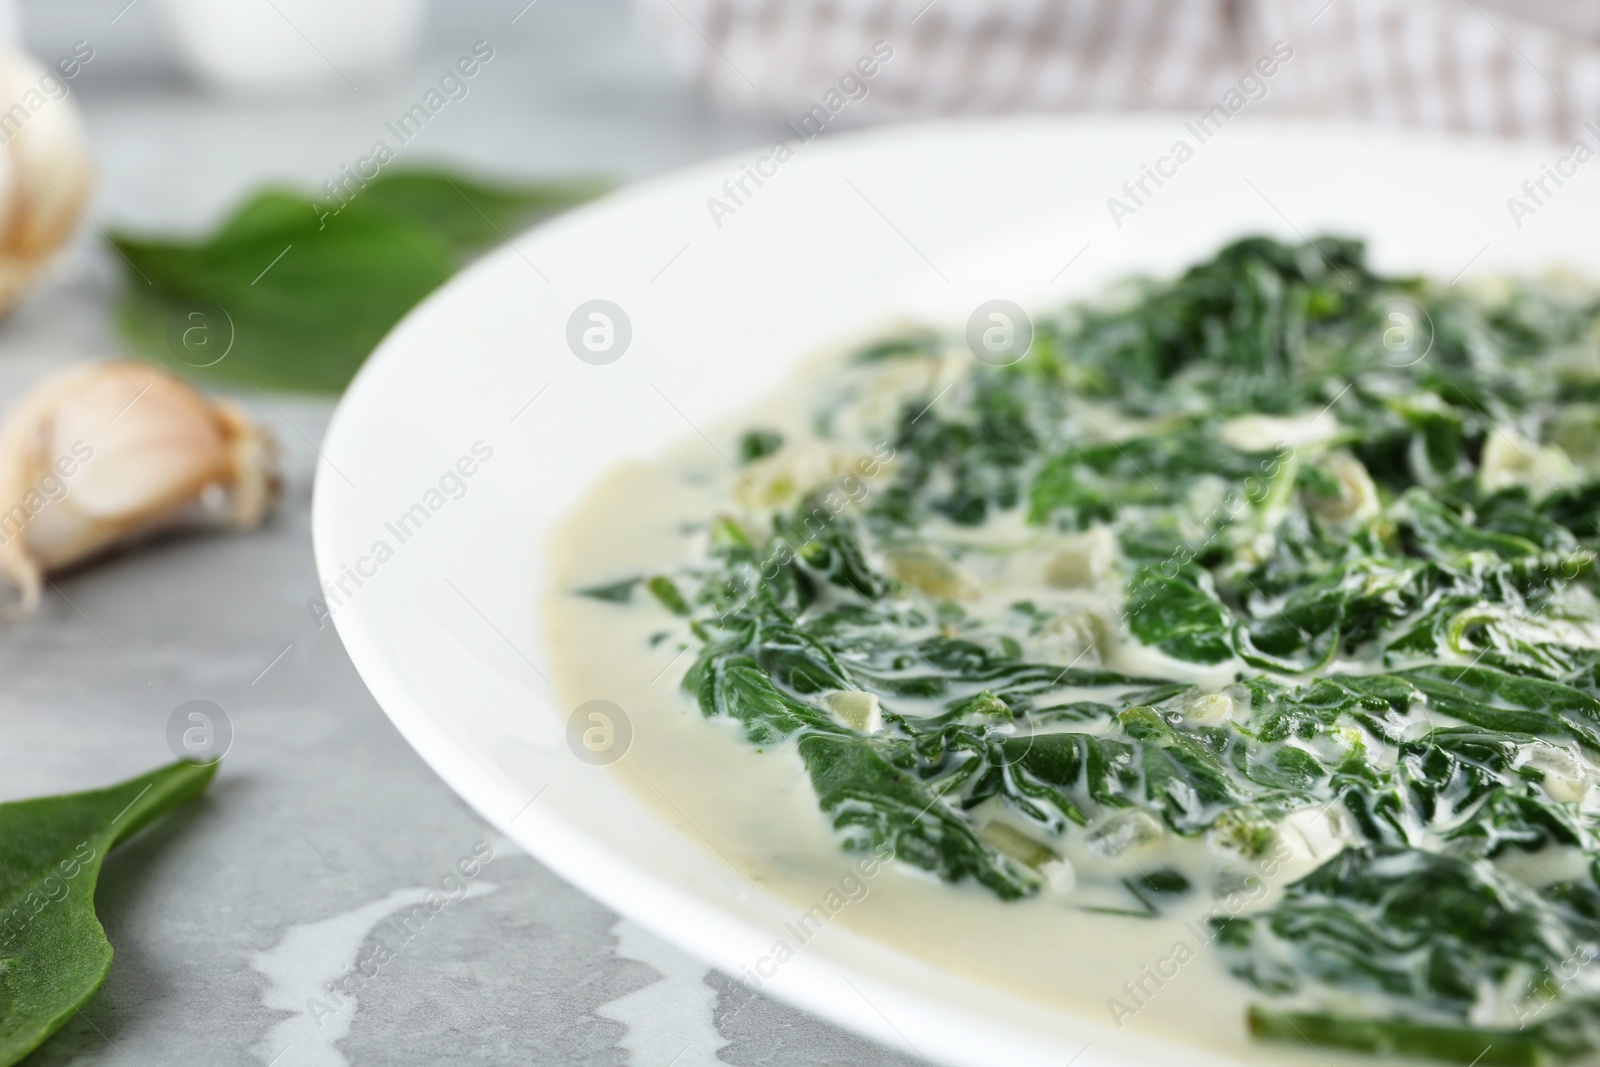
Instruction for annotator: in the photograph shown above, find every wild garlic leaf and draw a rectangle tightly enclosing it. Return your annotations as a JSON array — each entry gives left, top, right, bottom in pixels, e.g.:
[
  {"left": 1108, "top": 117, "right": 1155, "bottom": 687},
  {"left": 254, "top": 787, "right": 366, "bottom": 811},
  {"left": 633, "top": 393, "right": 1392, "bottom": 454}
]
[
  {"left": 110, "top": 170, "right": 606, "bottom": 392},
  {"left": 346, "top": 171, "right": 606, "bottom": 250},
  {"left": 0, "top": 760, "right": 216, "bottom": 1065}
]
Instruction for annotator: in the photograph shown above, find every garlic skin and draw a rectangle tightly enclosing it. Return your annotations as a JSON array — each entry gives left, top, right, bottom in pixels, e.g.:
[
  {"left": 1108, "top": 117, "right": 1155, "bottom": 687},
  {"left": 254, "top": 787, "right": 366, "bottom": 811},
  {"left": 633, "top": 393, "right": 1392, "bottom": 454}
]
[
  {"left": 0, "top": 47, "right": 92, "bottom": 314},
  {"left": 0, "top": 362, "right": 279, "bottom": 618}
]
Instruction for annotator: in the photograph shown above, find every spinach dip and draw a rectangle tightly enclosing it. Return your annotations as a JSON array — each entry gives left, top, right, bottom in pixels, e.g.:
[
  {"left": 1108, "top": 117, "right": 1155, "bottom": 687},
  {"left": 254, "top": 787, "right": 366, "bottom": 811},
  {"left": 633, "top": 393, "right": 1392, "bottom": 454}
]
[{"left": 548, "top": 236, "right": 1600, "bottom": 1066}]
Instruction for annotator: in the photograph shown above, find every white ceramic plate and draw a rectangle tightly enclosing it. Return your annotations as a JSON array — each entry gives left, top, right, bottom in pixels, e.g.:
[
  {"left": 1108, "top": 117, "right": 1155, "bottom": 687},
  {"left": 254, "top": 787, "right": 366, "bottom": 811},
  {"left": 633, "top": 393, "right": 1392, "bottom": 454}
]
[{"left": 313, "top": 116, "right": 1600, "bottom": 1066}]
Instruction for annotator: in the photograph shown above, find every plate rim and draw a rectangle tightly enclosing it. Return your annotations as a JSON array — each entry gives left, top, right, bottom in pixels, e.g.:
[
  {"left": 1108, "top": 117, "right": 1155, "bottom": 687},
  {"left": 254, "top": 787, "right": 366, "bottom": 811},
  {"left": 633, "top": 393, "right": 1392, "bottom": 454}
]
[{"left": 312, "top": 112, "right": 1570, "bottom": 1067}]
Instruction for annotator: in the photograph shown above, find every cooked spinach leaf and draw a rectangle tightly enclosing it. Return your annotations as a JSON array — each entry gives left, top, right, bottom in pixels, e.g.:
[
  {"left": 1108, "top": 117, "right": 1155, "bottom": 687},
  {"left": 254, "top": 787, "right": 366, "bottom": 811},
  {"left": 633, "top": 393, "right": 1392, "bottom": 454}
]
[
  {"left": 1216, "top": 847, "right": 1600, "bottom": 1065},
  {"left": 576, "top": 576, "right": 642, "bottom": 603}
]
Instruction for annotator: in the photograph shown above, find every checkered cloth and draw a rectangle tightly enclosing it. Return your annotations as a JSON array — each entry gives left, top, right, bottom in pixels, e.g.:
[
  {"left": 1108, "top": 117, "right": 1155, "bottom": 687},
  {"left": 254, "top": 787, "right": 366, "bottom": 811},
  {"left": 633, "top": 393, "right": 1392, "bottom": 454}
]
[{"left": 635, "top": 0, "right": 1600, "bottom": 142}]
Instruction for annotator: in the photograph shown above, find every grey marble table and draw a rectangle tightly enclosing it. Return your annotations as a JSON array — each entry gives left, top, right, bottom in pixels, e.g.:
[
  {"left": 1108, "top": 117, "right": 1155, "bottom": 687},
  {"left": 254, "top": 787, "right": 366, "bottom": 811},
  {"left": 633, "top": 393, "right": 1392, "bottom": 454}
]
[{"left": 1, "top": 2, "right": 926, "bottom": 1063}]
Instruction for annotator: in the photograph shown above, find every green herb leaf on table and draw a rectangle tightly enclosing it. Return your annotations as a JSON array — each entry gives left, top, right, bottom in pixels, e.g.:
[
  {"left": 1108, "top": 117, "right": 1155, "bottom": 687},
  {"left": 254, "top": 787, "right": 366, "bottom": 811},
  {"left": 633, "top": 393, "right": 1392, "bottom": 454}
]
[
  {"left": 110, "top": 170, "right": 607, "bottom": 392},
  {"left": 0, "top": 760, "right": 216, "bottom": 1066}
]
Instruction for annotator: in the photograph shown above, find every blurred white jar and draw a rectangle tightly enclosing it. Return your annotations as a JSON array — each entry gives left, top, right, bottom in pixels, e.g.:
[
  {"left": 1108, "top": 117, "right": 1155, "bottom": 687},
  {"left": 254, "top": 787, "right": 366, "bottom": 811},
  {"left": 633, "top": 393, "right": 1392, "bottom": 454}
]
[
  {"left": 0, "top": 0, "right": 18, "bottom": 49},
  {"left": 156, "top": 0, "right": 426, "bottom": 96}
]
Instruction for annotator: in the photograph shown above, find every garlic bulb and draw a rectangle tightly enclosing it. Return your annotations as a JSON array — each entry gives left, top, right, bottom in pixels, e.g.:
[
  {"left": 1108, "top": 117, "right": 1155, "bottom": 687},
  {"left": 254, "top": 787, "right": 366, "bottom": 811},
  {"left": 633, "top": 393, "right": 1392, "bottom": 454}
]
[
  {"left": 0, "top": 47, "right": 92, "bottom": 314},
  {"left": 0, "top": 361, "right": 279, "bottom": 618}
]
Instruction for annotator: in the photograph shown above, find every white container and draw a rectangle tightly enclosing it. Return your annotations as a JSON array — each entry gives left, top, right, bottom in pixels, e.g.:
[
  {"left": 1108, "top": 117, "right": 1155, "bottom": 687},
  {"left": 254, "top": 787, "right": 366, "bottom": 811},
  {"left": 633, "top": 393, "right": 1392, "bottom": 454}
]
[
  {"left": 0, "top": 1, "right": 18, "bottom": 48},
  {"left": 156, "top": 0, "right": 426, "bottom": 97}
]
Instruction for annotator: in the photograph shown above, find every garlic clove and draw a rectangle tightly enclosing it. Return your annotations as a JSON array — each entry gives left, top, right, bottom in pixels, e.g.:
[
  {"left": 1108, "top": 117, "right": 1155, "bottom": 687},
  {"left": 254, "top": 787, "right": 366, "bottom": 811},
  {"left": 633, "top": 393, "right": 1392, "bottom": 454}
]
[
  {"left": 1480, "top": 427, "right": 1577, "bottom": 499},
  {"left": 1039, "top": 856, "right": 1077, "bottom": 894},
  {"left": 1218, "top": 409, "right": 1339, "bottom": 452},
  {"left": 1028, "top": 607, "right": 1110, "bottom": 667},
  {"left": 977, "top": 821, "right": 1060, "bottom": 869},
  {"left": 1304, "top": 450, "right": 1379, "bottom": 523},
  {"left": 1086, "top": 808, "right": 1164, "bottom": 858},
  {"left": 0, "top": 125, "right": 22, "bottom": 303},
  {"left": 1043, "top": 524, "right": 1118, "bottom": 588},
  {"left": 1274, "top": 805, "right": 1358, "bottom": 881},
  {"left": 821, "top": 690, "right": 882, "bottom": 733},
  {"left": 1176, "top": 688, "right": 1236, "bottom": 725},
  {"left": 1521, "top": 743, "right": 1591, "bottom": 804},
  {"left": 50, "top": 367, "right": 235, "bottom": 518},
  {"left": 0, "top": 50, "right": 89, "bottom": 251},
  {"left": 883, "top": 544, "right": 980, "bottom": 600},
  {"left": 0, "top": 361, "right": 279, "bottom": 618},
  {"left": 0, "top": 47, "right": 91, "bottom": 307}
]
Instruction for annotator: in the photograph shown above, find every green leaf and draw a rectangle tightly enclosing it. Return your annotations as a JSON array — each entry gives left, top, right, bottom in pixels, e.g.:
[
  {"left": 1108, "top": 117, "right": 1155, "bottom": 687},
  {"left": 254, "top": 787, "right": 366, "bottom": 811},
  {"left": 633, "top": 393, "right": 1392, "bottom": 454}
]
[
  {"left": 0, "top": 761, "right": 216, "bottom": 1065},
  {"left": 737, "top": 429, "right": 784, "bottom": 464},
  {"left": 575, "top": 577, "right": 643, "bottom": 604},
  {"left": 1245, "top": 1005, "right": 1594, "bottom": 1066},
  {"left": 348, "top": 170, "right": 605, "bottom": 251},
  {"left": 1217, "top": 846, "right": 1600, "bottom": 1063},
  {"left": 1125, "top": 570, "right": 1235, "bottom": 664},
  {"left": 110, "top": 170, "right": 606, "bottom": 392},
  {"left": 798, "top": 732, "right": 1040, "bottom": 899},
  {"left": 647, "top": 576, "right": 692, "bottom": 617},
  {"left": 1402, "top": 664, "right": 1600, "bottom": 754}
]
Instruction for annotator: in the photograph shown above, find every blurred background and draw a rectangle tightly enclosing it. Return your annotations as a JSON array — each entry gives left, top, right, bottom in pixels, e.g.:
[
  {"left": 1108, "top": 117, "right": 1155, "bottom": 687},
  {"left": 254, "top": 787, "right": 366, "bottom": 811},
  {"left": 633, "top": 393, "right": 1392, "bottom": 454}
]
[
  {"left": 0, "top": 0, "right": 1591, "bottom": 1064},
  {"left": 16, "top": 0, "right": 769, "bottom": 228}
]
